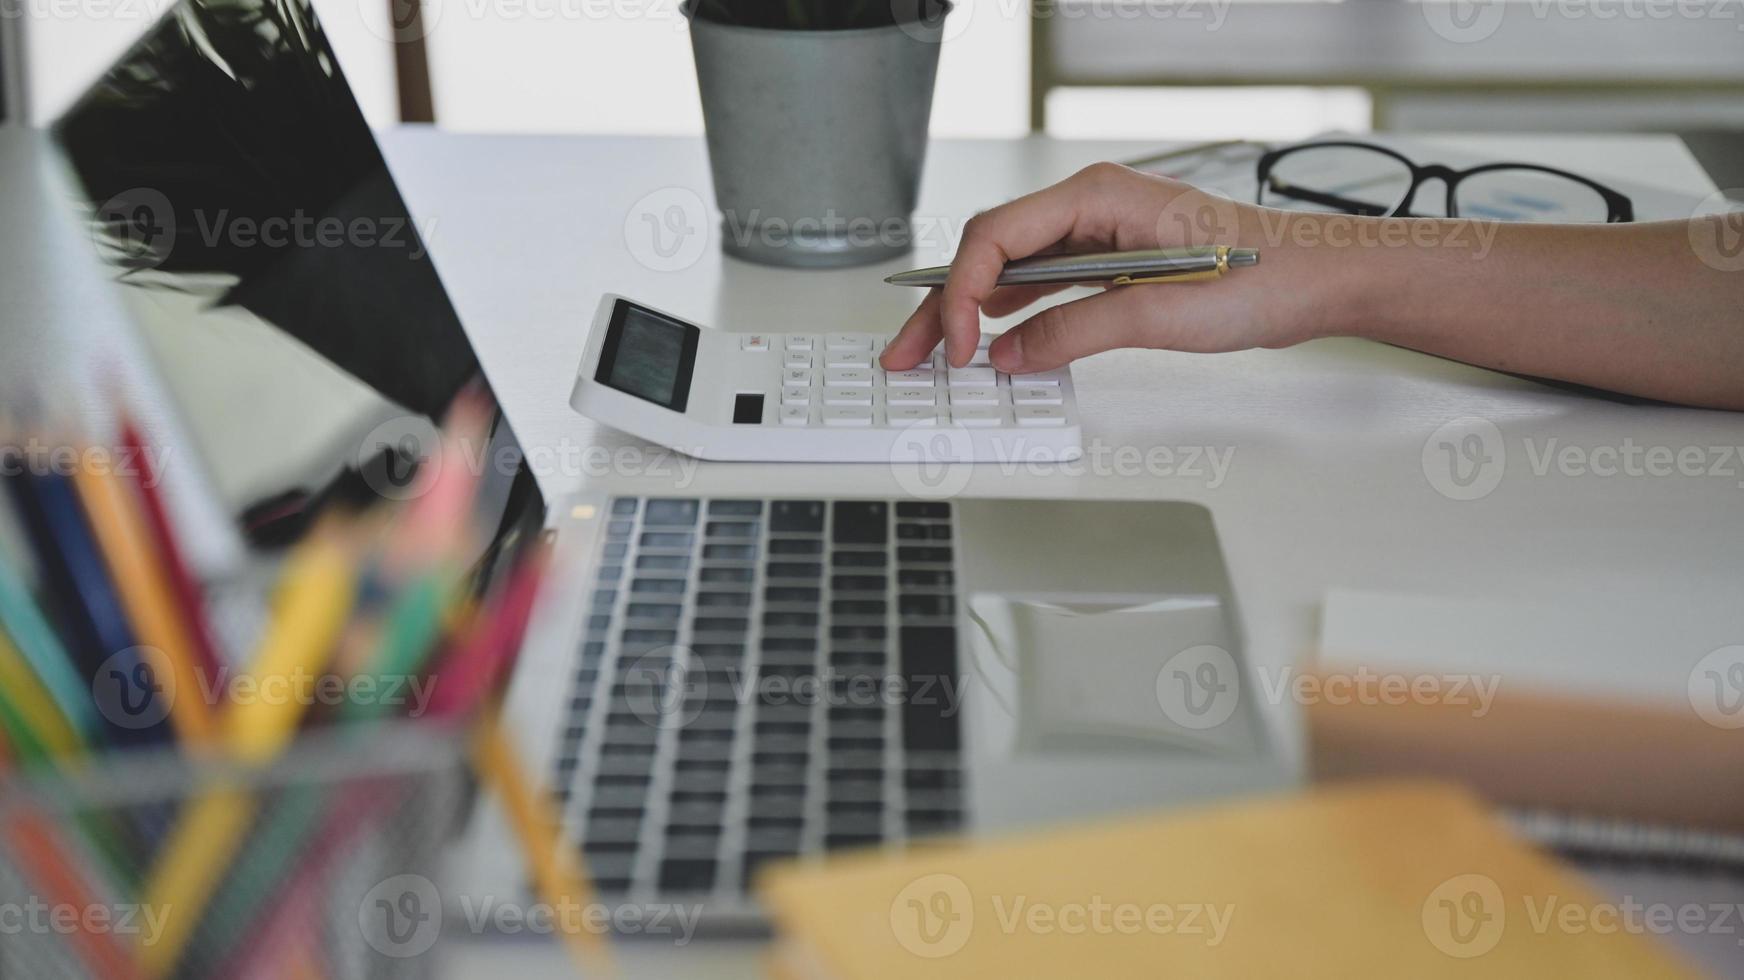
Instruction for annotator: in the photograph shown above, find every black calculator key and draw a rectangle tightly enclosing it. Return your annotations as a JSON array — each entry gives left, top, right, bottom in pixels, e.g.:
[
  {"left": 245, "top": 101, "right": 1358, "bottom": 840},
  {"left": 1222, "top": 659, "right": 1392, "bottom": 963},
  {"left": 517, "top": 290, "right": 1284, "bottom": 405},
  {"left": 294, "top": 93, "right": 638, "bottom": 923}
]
[
  {"left": 611, "top": 498, "right": 640, "bottom": 515},
  {"left": 832, "top": 551, "right": 887, "bottom": 569}
]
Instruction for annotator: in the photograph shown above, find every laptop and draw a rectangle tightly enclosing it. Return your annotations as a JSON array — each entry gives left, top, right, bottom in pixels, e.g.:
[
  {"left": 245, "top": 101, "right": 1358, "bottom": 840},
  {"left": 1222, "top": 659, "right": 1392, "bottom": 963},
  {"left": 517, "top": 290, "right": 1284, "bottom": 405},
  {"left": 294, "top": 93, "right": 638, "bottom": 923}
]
[{"left": 42, "top": 0, "right": 1262, "bottom": 937}]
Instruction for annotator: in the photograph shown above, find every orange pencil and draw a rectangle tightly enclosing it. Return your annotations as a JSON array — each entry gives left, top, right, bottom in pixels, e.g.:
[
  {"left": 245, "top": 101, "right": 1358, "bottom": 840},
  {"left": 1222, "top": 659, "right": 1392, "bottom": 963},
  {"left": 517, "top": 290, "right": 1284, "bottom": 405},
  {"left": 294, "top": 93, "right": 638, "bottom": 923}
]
[
  {"left": 0, "top": 753, "right": 146, "bottom": 979},
  {"left": 69, "top": 454, "right": 215, "bottom": 746}
]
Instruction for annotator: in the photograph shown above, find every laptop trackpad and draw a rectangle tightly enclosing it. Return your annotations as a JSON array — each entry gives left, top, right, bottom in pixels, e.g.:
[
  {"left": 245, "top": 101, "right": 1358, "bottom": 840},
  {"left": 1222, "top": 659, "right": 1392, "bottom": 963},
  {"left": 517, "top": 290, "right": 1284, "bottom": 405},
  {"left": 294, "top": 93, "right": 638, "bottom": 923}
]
[{"left": 967, "top": 592, "right": 1262, "bottom": 758}]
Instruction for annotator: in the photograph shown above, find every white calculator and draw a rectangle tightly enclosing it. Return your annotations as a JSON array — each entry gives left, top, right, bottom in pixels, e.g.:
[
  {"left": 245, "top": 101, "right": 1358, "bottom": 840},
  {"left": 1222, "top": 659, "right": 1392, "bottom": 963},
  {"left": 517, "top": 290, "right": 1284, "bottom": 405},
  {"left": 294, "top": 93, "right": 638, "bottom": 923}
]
[{"left": 570, "top": 295, "right": 1083, "bottom": 462}]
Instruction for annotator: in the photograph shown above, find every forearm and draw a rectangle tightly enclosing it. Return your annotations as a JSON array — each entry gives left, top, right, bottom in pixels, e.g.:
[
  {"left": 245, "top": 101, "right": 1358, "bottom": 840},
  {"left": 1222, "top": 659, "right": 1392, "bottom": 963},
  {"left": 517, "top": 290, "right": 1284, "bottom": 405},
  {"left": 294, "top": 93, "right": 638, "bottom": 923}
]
[{"left": 1287, "top": 214, "right": 1744, "bottom": 410}]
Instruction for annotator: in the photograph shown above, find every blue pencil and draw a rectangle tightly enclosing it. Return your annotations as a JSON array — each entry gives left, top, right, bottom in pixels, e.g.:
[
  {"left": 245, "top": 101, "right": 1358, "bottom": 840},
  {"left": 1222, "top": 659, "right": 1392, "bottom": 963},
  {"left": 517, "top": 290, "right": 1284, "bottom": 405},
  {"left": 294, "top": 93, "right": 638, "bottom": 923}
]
[{"left": 1, "top": 461, "right": 170, "bottom": 746}]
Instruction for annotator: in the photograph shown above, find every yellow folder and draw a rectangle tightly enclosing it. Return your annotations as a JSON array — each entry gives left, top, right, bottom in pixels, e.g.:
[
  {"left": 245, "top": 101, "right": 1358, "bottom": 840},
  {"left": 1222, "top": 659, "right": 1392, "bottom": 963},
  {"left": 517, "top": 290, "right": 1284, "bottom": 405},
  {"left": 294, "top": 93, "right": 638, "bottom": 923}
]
[{"left": 759, "top": 783, "right": 1701, "bottom": 979}]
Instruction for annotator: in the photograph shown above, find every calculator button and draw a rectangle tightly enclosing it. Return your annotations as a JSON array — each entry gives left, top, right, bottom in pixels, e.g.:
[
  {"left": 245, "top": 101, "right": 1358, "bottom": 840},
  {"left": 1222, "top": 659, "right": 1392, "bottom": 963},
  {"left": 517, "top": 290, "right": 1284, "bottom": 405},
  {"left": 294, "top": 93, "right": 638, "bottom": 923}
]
[
  {"left": 823, "top": 387, "right": 872, "bottom": 406},
  {"left": 825, "top": 351, "right": 873, "bottom": 368},
  {"left": 822, "top": 406, "right": 874, "bottom": 426},
  {"left": 951, "top": 407, "right": 1006, "bottom": 427},
  {"left": 965, "top": 348, "right": 993, "bottom": 367},
  {"left": 742, "top": 335, "right": 770, "bottom": 351},
  {"left": 825, "top": 369, "right": 874, "bottom": 388},
  {"left": 783, "top": 369, "right": 813, "bottom": 386},
  {"left": 827, "top": 335, "right": 873, "bottom": 351},
  {"left": 888, "top": 370, "right": 934, "bottom": 387},
  {"left": 784, "top": 352, "right": 815, "bottom": 370},
  {"left": 782, "top": 386, "right": 811, "bottom": 406},
  {"left": 1015, "top": 405, "right": 1067, "bottom": 426},
  {"left": 1012, "top": 371, "right": 1063, "bottom": 386},
  {"left": 886, "top": 388, "right": 936, "bottom": 406},
  {"left": 1011, "top": 386, "right": 1063, "bottom": 405},
  {"left": 946, "top": 367, "right": 997, "bottom": 387},
  {"left": 780, "top": 405, "right": 810, "bottom": 426},
  {"left": 785, "top": 335, "right": 815, "bottom": 351},
  {"left": 948, "top": 387, "right": 999, "bottom": 406},
  {"left": 886, "top": 406, "right": 939, "bottom": 425}
]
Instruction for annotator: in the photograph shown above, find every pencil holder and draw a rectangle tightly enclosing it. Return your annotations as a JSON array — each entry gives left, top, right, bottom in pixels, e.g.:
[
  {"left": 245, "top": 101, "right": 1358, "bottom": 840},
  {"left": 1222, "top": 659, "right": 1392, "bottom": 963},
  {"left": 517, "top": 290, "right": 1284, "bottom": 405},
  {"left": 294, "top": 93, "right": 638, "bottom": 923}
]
[{"left": 0, "top": 727, "right": 468, "bottom": 980}]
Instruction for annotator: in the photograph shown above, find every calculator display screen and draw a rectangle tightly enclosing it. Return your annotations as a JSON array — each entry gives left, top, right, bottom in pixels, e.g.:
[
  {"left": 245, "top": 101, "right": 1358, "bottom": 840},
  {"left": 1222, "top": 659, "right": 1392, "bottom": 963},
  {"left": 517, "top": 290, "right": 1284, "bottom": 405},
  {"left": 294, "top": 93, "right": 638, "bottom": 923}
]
[{"left": 596, "top": 301, "right": 700, "bottom": 412}]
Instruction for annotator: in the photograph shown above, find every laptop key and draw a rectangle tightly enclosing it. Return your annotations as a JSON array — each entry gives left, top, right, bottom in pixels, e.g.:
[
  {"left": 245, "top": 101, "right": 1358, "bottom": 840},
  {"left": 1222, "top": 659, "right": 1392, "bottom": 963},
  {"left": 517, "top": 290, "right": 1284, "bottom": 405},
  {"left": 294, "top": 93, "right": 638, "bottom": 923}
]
[
  {"left": 659, "top": 859, "right": 717, "bottom": 893},
  {"left": 709, "top": 500, "right": 764, "bottom": 516},
  {"left": 900, "top": 626, "right": 961, "bottom": 753},
  {"left": 771, "top": 501, "right": 826, "bottom": 533},
  {"left": 825, "top": 834, "right": 883, "bottom": 850},
  {"left": 832, "top": 502, "right": 888, "bottom": 545},
  {"left": 644, "top": 499, "right": 700, "bottom": 526}
]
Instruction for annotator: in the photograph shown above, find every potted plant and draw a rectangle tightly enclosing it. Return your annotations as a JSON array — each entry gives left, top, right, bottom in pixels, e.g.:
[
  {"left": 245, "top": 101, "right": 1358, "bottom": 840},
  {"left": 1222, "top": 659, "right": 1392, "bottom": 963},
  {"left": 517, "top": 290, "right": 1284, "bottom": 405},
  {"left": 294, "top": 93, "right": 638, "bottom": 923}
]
[{"left": 684, "top": 0, "right": 953, "bottom": 268}]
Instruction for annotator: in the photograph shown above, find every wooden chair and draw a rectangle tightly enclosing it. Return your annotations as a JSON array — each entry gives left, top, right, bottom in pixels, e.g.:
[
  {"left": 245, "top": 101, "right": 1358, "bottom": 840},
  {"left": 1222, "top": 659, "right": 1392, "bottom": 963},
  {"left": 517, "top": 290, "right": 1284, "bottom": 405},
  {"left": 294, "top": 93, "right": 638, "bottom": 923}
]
[{"left": 390, "top": 0, "right": 437, "bottom": 123}]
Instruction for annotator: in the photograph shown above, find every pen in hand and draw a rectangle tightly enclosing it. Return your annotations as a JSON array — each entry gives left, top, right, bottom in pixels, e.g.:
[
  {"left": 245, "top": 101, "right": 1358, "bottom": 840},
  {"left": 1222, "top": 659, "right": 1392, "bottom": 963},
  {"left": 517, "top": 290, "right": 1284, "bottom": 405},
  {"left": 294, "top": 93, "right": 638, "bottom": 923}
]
[{"left": 885, "top": 245, "right": 1260, "bottom": 288}]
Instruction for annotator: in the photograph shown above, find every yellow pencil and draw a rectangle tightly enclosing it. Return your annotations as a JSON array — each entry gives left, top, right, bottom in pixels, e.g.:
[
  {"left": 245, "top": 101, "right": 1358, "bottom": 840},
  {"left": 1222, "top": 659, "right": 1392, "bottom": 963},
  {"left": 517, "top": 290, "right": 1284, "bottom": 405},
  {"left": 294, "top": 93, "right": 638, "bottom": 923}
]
[
  {"left": 70, "top": 461, "right": 216, "bottom": 746},
  {"left": 0, "top": 629, "right": 85, "bottom": 759},
  {"left": 140, "top": 518, "right": 361, "bottom": 978},
  {"left": 222, "top": 525, "right": 359, "bottom": 762},
  {"left": 473, "top": 707, "right": 617, "bottom": 977}
]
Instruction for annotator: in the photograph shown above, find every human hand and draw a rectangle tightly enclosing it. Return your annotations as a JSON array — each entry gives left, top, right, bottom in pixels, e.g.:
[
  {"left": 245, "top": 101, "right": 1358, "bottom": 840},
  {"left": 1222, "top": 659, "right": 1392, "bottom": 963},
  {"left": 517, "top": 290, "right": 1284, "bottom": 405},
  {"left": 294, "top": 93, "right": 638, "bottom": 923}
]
[{"left": 879, "top": 163, "right": 1335, "bottom": 374}]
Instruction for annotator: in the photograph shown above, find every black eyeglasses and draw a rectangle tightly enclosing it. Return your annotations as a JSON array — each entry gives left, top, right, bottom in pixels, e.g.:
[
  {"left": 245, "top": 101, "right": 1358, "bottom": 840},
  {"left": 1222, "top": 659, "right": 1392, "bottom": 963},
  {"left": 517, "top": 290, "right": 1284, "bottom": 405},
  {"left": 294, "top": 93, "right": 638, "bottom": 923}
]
[{"left": 1255, "top": 140, "right": 1634, "bottom": 224}]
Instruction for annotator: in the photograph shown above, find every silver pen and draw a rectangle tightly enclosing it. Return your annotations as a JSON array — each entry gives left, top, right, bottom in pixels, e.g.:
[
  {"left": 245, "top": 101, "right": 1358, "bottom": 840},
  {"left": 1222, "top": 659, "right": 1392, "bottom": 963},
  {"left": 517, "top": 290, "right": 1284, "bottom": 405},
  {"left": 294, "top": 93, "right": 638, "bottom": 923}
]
[{"left": 885, "top": 245, "right": 1259, "bottom": 288}]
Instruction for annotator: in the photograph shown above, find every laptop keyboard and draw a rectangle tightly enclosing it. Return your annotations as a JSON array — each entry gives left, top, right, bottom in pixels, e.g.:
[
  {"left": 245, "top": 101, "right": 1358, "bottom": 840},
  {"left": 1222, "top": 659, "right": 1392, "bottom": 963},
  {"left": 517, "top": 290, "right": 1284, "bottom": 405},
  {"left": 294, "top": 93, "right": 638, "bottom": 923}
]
[{"left": 551, "top": 498, "right": 966, "bottom": 899}]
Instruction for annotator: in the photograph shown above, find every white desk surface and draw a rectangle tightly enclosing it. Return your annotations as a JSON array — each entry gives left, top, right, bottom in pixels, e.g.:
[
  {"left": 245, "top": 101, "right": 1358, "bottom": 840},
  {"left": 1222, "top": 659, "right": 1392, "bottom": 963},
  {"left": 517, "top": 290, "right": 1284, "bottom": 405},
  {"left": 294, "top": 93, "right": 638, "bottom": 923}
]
[{"left": 377, "top": 130, "right": 1743, "bottom": 978}]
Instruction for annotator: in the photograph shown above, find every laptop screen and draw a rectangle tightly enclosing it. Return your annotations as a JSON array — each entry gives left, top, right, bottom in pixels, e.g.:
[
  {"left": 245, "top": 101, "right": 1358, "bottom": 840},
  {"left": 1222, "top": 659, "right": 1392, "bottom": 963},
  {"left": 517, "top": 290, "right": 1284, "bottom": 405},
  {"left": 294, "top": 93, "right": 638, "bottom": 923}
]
[{"left": 49, "top": 0, "right": 545, "bottom": 571}]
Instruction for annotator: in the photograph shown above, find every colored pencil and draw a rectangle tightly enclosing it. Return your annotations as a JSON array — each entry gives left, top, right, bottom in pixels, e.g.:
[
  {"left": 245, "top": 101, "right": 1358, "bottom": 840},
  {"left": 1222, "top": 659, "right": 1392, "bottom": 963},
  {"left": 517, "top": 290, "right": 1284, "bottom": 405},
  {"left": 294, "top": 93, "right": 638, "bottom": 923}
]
[
  {"left": 140, "top": 517, "right": 361, "bottom": 978},
  {"left": 0, "top": 550, "right": 103, "bottom": 741},
  {"left": 473, "top": 707, "right": 615, "bottom": 977},
  {"left": 70, "top": 460, "right": 217, "bottom": 746},
  {"left": 1, "top": 465, "right": 163, "bottom": 745},
  {"left": 117, "top": 418, "right": 225, "bottom": 688}
]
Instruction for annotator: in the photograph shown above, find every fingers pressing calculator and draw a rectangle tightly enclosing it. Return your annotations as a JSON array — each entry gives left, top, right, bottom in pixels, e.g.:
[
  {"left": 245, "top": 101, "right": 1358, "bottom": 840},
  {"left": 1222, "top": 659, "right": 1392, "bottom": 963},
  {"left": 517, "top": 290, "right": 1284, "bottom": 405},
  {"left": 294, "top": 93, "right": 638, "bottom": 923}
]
[{"left": 571, "top": 296, "right": 1083, "bottom": 462}]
